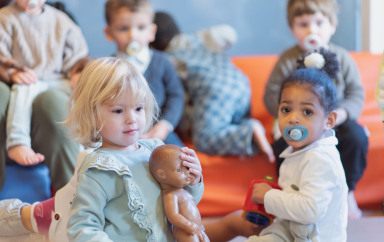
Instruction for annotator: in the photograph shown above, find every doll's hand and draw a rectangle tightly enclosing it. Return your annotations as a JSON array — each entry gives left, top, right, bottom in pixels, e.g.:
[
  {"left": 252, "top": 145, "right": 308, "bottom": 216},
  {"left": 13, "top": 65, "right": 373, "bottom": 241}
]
[
  {"left": 251, "top": 183, "right": 272, "bottom": 204},
  {"left": 142, "top": 120, "right": 171, "bottom": 140},
  {"left": 180, "top": 147, "right": 202, "bottom": 185},
  {"left": 11, "top": 68, "right": 37, "bottom": 84}
]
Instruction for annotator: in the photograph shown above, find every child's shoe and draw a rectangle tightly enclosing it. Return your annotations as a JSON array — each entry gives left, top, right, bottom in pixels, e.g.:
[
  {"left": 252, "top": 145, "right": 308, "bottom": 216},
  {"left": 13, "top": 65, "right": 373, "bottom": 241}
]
[
  {"left": 0, "top": 199, "right": 31, "bottom": 236},
  {"left": 348, "top": 191, "right": 363, "bottom": 220}
]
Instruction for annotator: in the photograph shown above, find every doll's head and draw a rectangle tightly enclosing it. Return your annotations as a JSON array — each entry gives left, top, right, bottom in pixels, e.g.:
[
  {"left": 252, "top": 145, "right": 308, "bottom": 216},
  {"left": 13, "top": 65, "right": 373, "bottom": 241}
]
[
  {"left": 287, "top": 0, "right": 338, "bottom": 51},
  {"left": 150, "top": 11, "right": 181, "bottom": 51},
  {"left": 277, "top": 48, "right": 338, "bottom": 150},
  {"left": 149, "top": 144, "right": 192, "bottom": 189},
  {"left": 66, "top": 57, "right": 158, "bottom": 148}
]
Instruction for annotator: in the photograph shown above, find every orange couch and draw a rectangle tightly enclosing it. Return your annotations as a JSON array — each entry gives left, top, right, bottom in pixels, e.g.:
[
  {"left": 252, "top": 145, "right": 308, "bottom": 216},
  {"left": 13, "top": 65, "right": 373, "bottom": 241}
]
[{"left": 197, "top": 52, "right": 384, "bottom": 217}]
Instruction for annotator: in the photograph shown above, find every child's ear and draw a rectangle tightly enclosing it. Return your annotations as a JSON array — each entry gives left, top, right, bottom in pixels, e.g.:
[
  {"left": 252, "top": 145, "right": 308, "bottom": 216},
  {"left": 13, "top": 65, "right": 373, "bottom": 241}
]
[
  {"left": 149, "top": 23, "right": 157, "bottom": 42},
  {"left": 156, "top": 169, "right": 166, "bottom": 180},
  {"left": 325, "top": 111, "right": 337, "bottom": 129},
  {"left": 104, "top": 26, "right": 114, "bottom": 42}
]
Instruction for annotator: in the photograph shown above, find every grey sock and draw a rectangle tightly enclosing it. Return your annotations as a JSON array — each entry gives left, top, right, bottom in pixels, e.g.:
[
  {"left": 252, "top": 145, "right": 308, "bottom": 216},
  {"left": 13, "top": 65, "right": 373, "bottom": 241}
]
[{"left": 0, "top": 199, "right": 31, "bottom": 236}]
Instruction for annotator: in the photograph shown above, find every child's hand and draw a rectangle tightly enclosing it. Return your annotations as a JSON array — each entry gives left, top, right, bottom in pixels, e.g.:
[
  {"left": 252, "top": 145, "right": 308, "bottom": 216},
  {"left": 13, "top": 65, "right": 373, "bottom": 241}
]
[
  {"left": 142, "top": 121, "right": 170, "bottom": 140},
  {"left": 251, "top": 183, "right": 272, "bottom": 204},
  {"left": 11, "top": 68, "right": 37, "bottom": 84},
  {"left": 180, "top": 147, "right": 202, "bottom": 185}
]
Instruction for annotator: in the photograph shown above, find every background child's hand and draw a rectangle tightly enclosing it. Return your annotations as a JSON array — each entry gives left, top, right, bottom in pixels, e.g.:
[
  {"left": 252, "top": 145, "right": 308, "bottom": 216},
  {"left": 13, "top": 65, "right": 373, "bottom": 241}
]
[
  {"left": 251, "top": 183, "right": 272, "bottom": 204},
  {"left": 11, "top": 68, "right": 37, "bottom": 84},
  {"left": 180, "top": 147, "right": 202, "bottom": 185},
  {"left": 142, "top": 121, "right": 171, "bottom": 140}
]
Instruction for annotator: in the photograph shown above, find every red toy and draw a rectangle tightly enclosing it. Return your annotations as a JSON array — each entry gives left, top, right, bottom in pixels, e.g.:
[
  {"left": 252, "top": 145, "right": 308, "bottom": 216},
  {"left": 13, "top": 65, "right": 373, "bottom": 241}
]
[{"left": 242, "top": 176, "right": 281, "bottom": 226}]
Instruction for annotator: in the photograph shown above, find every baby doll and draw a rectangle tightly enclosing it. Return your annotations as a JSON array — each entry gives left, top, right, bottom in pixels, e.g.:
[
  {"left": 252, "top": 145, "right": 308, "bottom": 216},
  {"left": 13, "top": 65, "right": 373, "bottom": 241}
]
[{"left": 149, "top": 144, "right": 209, "bottom": 242}]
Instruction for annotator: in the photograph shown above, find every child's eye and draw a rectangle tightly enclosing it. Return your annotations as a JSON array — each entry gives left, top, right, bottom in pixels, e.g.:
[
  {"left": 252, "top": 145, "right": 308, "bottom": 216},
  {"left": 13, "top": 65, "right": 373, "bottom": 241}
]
[
  {"left": 297, "top": 21, "right": 309, "bottom": 28},
  {"left": 135, "top": 106, "right": 144, "bottom": 112},
  {"left": 116, "top": 26, "right": 130, "bottom": 32},
  {"left": 280, "top": 106, "right": 291, "bottom": 114},
  {"left": 303, "top": 109, "right": 313, "bottom": 116},
  {"left": 112, "top": 108, "right": 123, "bottom": 114},
  {"left": 137, "top": 24, "right": 147, "bottom": 31}
]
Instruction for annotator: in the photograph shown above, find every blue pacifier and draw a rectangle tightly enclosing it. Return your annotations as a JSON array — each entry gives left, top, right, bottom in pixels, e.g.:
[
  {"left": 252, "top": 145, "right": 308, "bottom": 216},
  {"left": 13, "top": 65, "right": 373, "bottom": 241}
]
[{"left": 283, "top": 125, "right": 308, "bottom": 141}]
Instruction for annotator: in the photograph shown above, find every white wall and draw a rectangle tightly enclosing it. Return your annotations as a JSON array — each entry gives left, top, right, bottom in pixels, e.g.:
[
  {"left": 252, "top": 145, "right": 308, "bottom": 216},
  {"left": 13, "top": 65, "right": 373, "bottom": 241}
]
[{"left": 361, "top": 0, "right": 384, "bottom": 53}]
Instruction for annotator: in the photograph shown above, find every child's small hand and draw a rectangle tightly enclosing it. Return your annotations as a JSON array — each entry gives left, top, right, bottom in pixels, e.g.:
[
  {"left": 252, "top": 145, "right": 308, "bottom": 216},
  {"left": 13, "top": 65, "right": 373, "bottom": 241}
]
[
  {"left": 11, "top": 68, "right": 37, "bottom": 84},
  {"left": 180, "top": 147, "right": 202, "bottom": 185},
  {"left": 251, "top": 183, "right": 272, "bottom": 204}
]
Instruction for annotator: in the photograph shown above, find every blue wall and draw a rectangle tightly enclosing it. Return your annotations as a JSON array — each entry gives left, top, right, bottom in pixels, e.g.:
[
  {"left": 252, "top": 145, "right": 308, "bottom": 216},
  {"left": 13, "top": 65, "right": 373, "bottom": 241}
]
[{"left": 59, "top": 0, "right": 360, "bottom": 57}]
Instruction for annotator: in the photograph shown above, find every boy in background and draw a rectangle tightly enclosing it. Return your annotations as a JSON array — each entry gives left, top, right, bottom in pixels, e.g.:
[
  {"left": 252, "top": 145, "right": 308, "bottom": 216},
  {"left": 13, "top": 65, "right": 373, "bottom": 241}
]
[
  {"left": 263, "top": 0, "right": 367, "bottom": 219},
  {"left": 104, "top": 0, "right": 185, "bottom": 146}
]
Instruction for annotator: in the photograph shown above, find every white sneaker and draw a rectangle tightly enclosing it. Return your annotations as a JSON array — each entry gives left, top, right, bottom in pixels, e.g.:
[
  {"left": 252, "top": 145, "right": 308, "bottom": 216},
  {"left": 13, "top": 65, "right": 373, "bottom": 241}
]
[{"left": 348, "top": 191, "right": 363, "bottom": 220}]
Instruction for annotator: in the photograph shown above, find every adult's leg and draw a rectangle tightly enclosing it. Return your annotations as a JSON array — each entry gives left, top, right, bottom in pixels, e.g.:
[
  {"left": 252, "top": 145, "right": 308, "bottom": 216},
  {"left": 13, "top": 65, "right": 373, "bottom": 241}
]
[
  {"left": 0, "top": 82, "right": 10, "bottom": 188},
  {"left": 31, "top": 89, "right": 79, "bottom": 191}
]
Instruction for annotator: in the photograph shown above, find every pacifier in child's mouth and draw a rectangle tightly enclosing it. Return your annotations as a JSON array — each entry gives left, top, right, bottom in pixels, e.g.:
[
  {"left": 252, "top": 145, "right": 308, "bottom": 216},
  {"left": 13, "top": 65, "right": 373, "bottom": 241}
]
[
  {"left": 126, "top": 41, "right": 142, "bottom": 56},
  {"left": 28, "top": 0, "right": 39, "bottom": 9},
  {"left": 283, "top": 125, "right": 308, "bottom": 142},
  {"left": 303, "top": 34, "right": 321, "bottom": 51}
]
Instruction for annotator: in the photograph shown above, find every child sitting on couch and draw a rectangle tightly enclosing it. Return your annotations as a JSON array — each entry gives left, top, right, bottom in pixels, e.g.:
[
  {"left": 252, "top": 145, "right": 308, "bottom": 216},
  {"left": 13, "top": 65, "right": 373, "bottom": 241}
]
[{"left": 151, "top": 11, "right": 274, "bottom": 162}]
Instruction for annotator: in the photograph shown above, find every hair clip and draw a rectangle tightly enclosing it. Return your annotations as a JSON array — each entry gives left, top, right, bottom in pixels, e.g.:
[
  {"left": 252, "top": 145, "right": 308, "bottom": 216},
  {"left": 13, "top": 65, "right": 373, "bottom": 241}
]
[{"left": 304, "top": 52, "right": 325, "bottom": 69}]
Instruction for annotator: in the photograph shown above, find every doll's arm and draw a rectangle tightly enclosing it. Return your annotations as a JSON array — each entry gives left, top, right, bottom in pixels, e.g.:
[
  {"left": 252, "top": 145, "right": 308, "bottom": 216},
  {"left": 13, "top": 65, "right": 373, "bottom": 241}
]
[{"left": 163, "top": 192, "right": 201, "bottom": 235}]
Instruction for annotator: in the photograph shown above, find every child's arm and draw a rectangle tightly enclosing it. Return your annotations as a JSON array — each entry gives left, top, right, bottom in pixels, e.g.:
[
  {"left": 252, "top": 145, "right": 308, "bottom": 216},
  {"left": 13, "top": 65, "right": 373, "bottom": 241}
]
[
  {"left": 0, "top": 56, "right": 37, "bottom": 84},
  {"left": 263, "top": 49, "right": 298, "bottom": 118},
  {"left": 67, "top": 170, "right": 113, "bottom": 242},
  {"left": 61, "top": 17, "right": 89, "bottom": 79},
  {"left": 263, "top": 155, "right": 336, "bottom": 224},
  {"left": 337, "top": 49, "right": 364, "bottom": 123},
  {"left": 144, "top": 53, "right": 184, "bottom": 140}
]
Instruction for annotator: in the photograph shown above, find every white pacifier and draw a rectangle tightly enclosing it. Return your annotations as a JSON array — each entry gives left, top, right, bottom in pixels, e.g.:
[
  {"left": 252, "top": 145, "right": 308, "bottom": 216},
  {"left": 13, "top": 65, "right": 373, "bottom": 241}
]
[
  {"left": 126, "top": 41, "right": 141, "bottom": 56},
  {"left": 28, "top": 0, "right": 39, "bottom": 9},
  {"left": 303, "top": 34, "right": 321, "bottom": 51},
  {"left": 283, "top": 125, "right": 308, "bottom": 141}
]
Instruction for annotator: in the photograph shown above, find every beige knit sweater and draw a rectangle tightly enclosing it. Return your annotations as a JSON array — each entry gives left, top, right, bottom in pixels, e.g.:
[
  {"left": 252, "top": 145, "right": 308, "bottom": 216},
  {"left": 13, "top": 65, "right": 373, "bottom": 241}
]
[{"left": 0, "top": 3, "right": 88, "bottom": 81}]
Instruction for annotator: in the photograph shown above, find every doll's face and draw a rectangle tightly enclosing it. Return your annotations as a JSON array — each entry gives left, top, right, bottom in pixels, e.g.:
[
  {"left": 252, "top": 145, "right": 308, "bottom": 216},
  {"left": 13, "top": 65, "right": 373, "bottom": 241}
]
[
  {"left": 149, "top": 145, "right": 193, "bottom": 189},
  {"left": 291, "top": 12, "right": 336, "bottom": 51}
]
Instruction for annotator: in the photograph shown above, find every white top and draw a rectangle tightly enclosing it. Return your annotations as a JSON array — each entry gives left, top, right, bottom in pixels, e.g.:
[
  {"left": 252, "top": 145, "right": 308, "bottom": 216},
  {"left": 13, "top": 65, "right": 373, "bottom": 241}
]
[{"left": 265, "top": 130, "right": 348, "bottom": 242}]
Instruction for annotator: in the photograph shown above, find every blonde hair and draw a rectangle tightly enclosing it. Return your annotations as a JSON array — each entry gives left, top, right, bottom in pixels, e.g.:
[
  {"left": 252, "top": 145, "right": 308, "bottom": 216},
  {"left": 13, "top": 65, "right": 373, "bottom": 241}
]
[
  {"left": 66, "top": 57, "right": 158, "bottom": 147},
  {"left": 287, "top": 0, "right": 338, "bottom": 27},
  {"left": 105, "top": 0, "right": 153, "bottom": 25}
]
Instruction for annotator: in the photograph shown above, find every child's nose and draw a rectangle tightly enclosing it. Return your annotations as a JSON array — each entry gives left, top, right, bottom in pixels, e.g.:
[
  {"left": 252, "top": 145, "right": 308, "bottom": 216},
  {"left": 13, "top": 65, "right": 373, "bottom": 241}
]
[
  {"left": 288, "top": 113, "right": 300, "bottom": 124},
  {"left": 125, "top": 111, "right": 135, "bottom": 123}
]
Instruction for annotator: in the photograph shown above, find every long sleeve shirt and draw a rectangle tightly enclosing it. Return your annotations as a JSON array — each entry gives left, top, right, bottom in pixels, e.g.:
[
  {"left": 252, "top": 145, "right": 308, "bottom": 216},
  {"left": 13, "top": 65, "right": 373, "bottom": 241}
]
[{"left": 0, "top": 3, "right": 88, "bottom": 81}]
